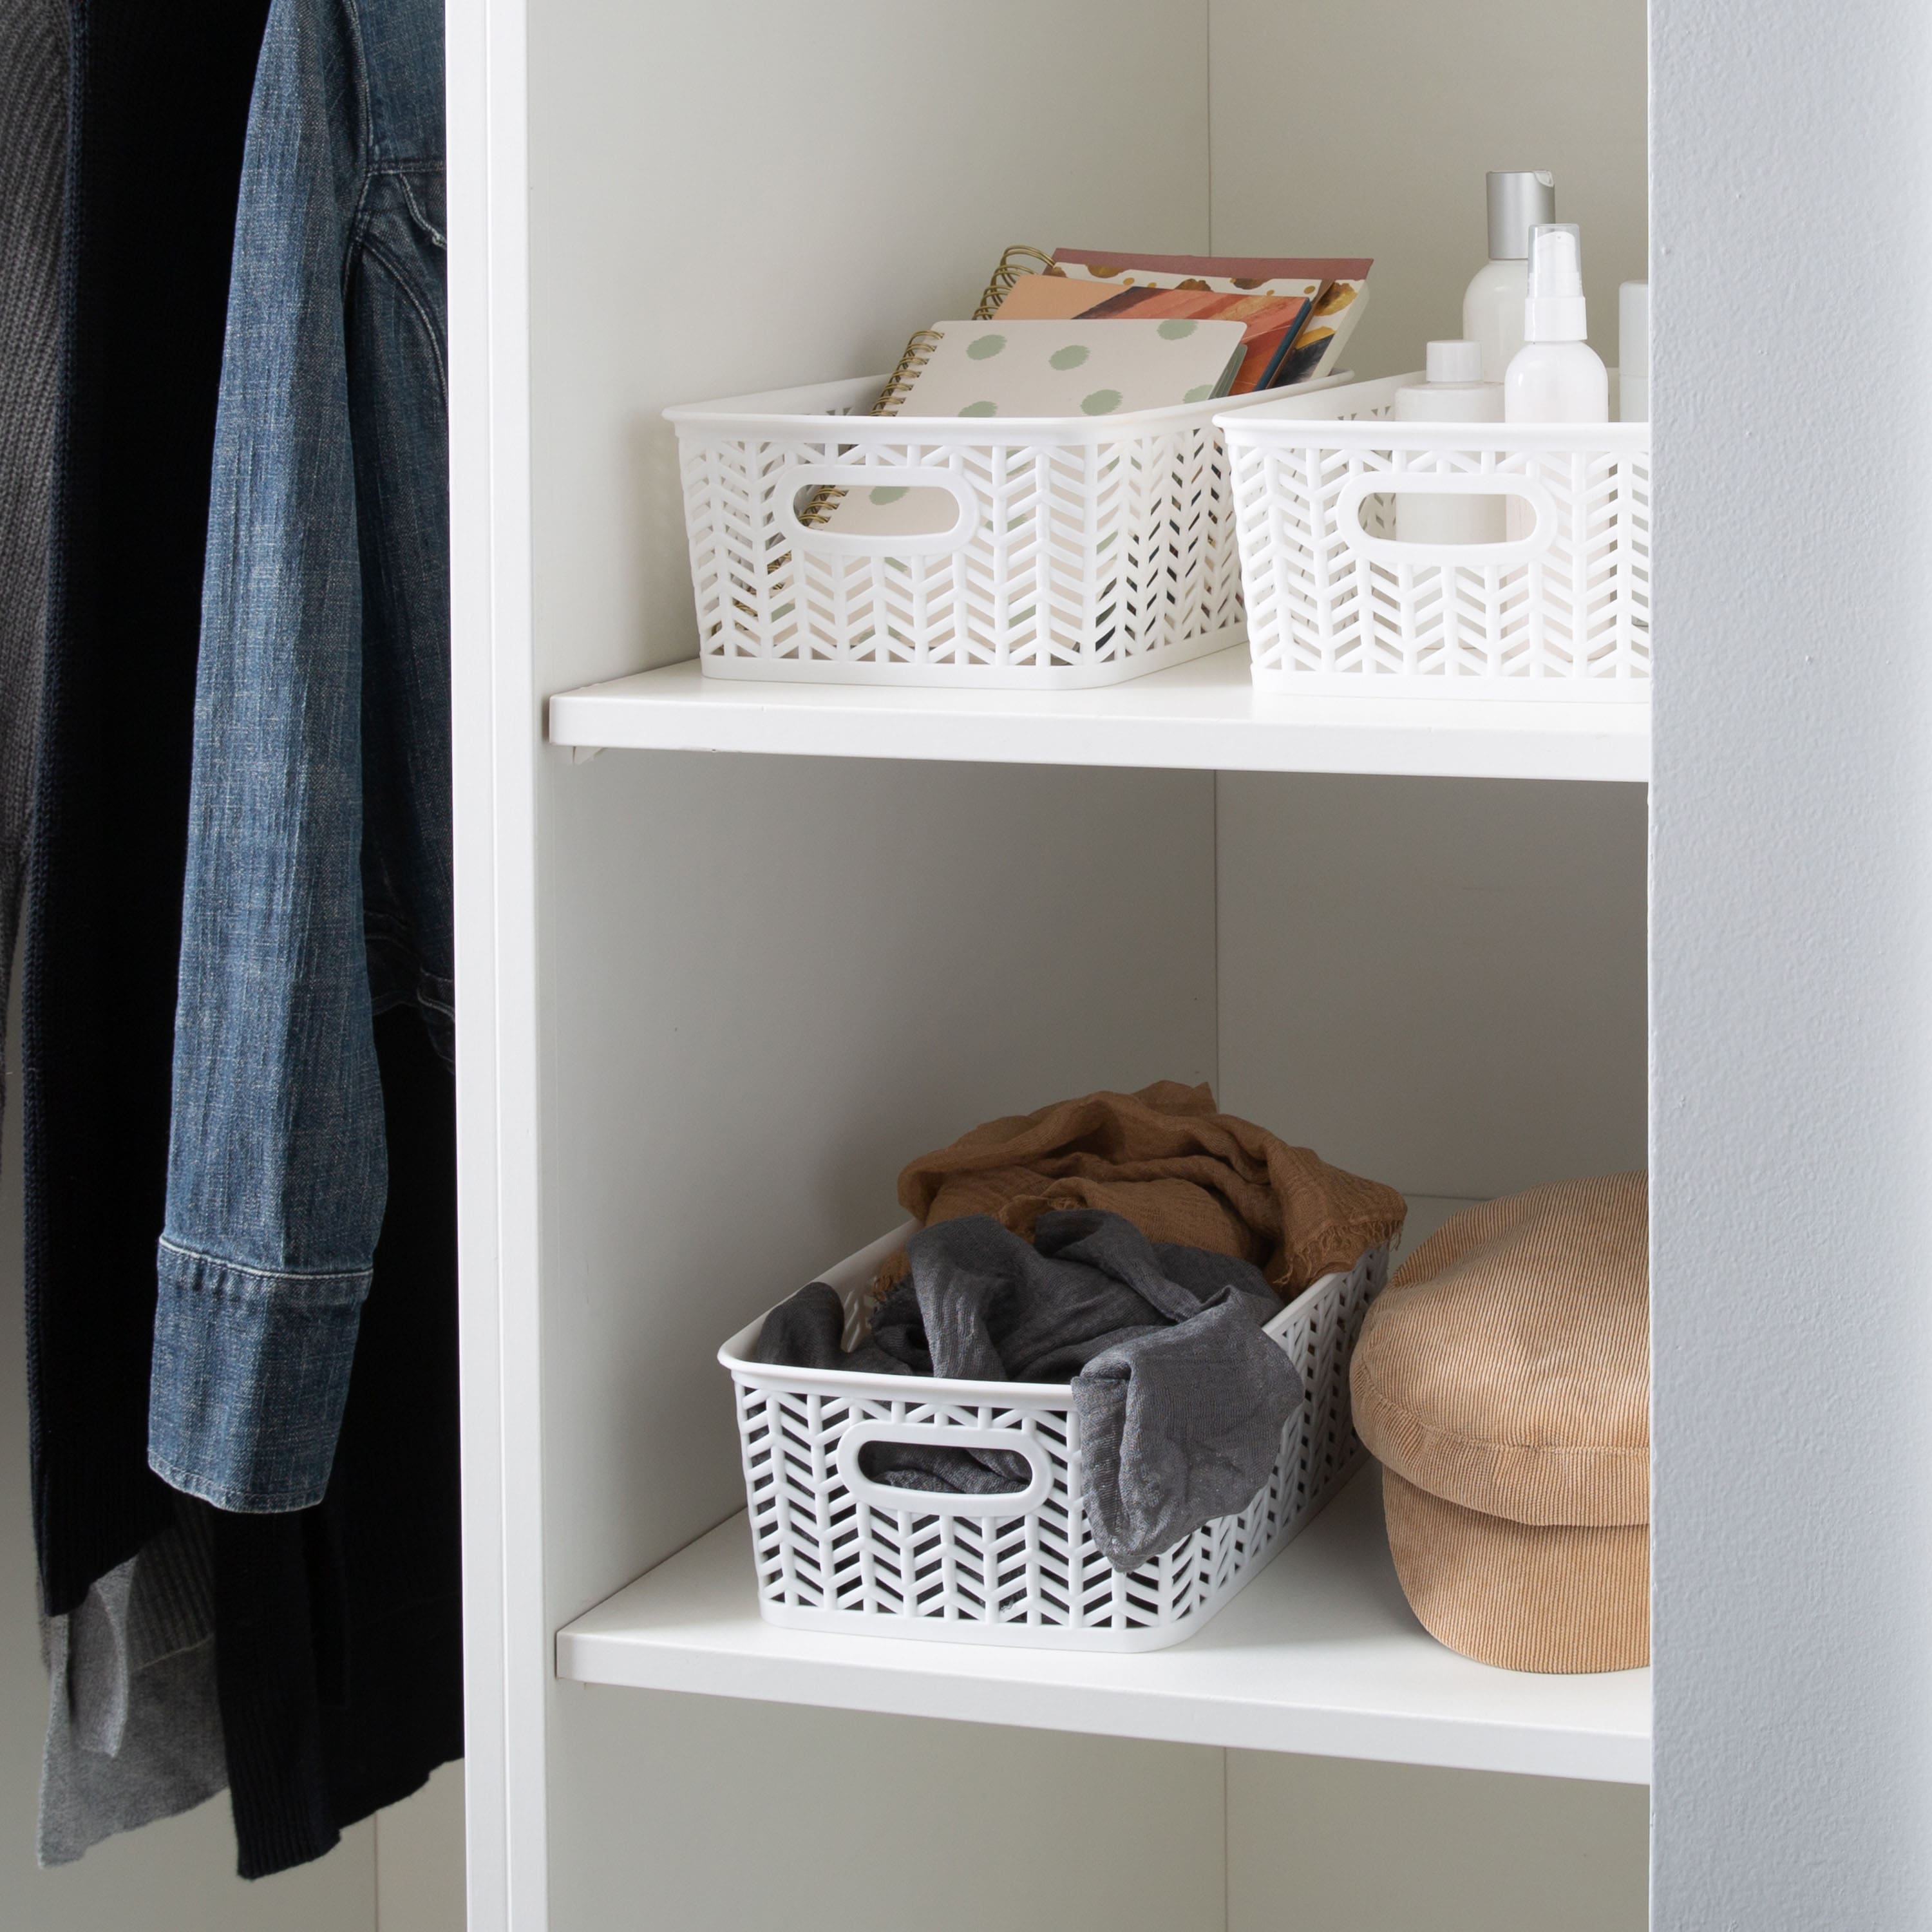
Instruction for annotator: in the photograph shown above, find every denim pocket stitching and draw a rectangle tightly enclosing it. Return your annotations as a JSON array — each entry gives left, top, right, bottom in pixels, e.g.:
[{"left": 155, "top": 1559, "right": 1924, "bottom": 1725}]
[
  {"left": 392, "top": 168, "right": 447, "bottom": 249},
  {"left": 355, "top": 231, "right": 447, "bottom": 407}
]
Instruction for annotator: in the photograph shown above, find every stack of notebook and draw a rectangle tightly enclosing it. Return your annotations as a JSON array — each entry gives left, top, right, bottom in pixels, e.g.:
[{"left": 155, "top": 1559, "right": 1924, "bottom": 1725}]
[
  {"left": 815, "top": 244, "right": 1371, "bottom": 536},
  {"left": 997, "top": 249, "right": 1371, "bottom": 390}
]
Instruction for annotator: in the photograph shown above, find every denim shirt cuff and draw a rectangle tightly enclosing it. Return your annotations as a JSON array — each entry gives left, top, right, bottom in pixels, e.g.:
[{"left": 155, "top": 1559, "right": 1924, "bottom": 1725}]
[{"left": 149, "top": 1237, "right": 371, "bottom": 1511}]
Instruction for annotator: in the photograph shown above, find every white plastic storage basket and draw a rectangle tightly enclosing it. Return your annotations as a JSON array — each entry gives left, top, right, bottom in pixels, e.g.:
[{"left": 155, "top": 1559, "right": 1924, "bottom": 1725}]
[
  {"left": 668, "top": 374, "right": 1346, "bottom": 690},
  {"left": 719, "top": 1222, "right": 1388, "bottom": 1652},
  {"left": 1220, "top": 373, "right": 1650, "bottom": 697}
]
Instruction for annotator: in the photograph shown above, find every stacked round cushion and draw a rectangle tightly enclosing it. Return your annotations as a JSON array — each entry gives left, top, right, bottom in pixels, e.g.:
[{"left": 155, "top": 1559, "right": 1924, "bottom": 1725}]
[{"left": 1349, "top": 1173, "right": 1648, "bottom": 1673}]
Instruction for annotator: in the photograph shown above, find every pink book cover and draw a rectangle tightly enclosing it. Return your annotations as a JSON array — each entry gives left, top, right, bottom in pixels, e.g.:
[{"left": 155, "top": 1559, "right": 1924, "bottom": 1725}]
[
  {"left": 992, "top": 272, "right": 1133, "bottom": 319},
  {"left": 1053, "top": 247, "right": 1372, "bottom": 287},
  {"left": 1075, "top": 286, "right": 1316, "bottom": 392}
]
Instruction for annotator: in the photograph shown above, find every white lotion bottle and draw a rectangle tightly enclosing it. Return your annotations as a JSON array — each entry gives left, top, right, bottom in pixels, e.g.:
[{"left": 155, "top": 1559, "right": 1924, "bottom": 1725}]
[
  {"left": 1618, "top": 280, "right": 1649, "bottom": 421},
  {"left": 1394, "top": 339, "right": 1506, "bottom": 545},
  {"left": 1504, "top": 224, "right": 1609, "bottom": 422},
  {"left": 1463, "top": 170, "right": 1557, "bottom": 382}
]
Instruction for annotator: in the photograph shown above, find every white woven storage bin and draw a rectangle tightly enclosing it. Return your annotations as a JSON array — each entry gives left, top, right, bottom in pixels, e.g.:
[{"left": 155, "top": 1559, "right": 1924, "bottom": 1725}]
[
  {"left": 1220, "top": 373, "right": 1650, "bottom": 698},
  {"left": 667, "top": 374, "right": 1345, "bottom": 690},
  {"left": 719, "top": 1223, "right": 1388, "bottom": 1652}
]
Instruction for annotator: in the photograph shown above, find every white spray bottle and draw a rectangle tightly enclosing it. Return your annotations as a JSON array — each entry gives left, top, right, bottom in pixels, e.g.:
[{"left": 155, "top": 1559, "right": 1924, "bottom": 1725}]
[{"left": 1503, "top": 223, "right": 1609, "bottom": 422}]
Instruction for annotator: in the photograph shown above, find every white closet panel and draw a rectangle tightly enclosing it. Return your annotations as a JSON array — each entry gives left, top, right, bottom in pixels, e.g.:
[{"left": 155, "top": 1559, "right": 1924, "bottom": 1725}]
[
  {"left": 1227, "top": 1754, "right": 1649, "bottom": 1932},
  {"left": 1208, "top": 0, "right": 1649, "bottom": 379},
  {"left": 1650, "top": 0, "right": 1932, "bottom": 1925},
  {"left": 455, "top": 5, "right": 1224, "bottom": 1924},
  {"left": 551, "top": 1691, "right": 1225, "bottom": 1932},
  {"left": 450, "top": 0, "right": 1666, "bottom": 1924},
  {"left": 1217, "top": 773, "right": 1648, "bottom": 1200}
]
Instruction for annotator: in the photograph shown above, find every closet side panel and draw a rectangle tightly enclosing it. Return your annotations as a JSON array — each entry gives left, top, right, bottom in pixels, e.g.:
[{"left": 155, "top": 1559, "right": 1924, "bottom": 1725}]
[
  {"left": 511, "top": 8, "right": 1224, "bottom": 1929},
  {"left": 1207, "top": 0, "right": 1647, "bottom": 379},
  {"left": 1651, "top": 1, "right": 1932, "bottom": 1927}
]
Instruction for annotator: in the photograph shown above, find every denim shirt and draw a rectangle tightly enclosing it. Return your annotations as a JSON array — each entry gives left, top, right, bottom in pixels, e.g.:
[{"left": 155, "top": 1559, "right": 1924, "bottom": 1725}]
[{"left": 151, "top": 0, "right": 449, "bottom": 1512}]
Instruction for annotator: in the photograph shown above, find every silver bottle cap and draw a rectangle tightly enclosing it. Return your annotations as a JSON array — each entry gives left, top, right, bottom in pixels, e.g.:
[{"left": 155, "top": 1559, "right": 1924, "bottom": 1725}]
[{"left": 1486, "top": 171, "right": 1557, "bottom": 260}]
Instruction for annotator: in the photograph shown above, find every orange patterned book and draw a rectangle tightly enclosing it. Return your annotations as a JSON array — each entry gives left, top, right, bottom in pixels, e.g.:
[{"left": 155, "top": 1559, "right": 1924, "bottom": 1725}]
[{"left": 1072, "top": 285, "right": 1316, "bottom": 393}]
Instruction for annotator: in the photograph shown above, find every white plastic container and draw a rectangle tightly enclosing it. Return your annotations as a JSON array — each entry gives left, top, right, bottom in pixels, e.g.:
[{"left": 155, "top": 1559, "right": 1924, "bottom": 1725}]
[
  {"left": 1463, "top": 170, "right": 1557, "bottom": 381},
  {"left": 1504, "top": 224, "right": 1609, "bottom": 425},
  {"left": 721, "top": 1223, "right": 1388, "bottom": 1652},
  {"left": 1394, "top": 341, "right": 1506, "bottom": 546},
  {"left": 666, "top": 373, "right": 1345, "bottom": 689},
  {"left": 1619, "top": 281, "right": 1649, "bottom": 422},
  {"left": 1220, "top": 373, "right": 1649, "bottom": 697}
]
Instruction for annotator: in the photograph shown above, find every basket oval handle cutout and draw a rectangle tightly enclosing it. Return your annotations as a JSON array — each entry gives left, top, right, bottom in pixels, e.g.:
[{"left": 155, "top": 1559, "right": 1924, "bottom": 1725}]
[
  {"left": 836, "top": 1422, "right": 1054, "bottom": 1515},
  {"left": 777, "top": 464, "right": 977, "bottom": 558},
  {"left": 1336, "top": 473, "right": 1556, "bottom": 567}
]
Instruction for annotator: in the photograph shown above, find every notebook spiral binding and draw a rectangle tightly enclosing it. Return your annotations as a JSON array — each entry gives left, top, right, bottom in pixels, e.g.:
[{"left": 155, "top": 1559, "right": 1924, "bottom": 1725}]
[
  {"left": 791, "top": 245, "right": 1050, "bottom": 535},
  {"left": 793, "top": 327, "right": 943, "bottom": 531},
  {"left": 971, "top": 243, "right": 1056, "bottom": 321}
]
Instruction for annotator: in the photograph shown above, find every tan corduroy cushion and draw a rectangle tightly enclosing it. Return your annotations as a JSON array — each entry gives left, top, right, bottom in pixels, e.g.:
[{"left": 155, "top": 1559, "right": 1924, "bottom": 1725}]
[
  {"left": 1352, "top": 1173, "right": 1649, "bottom": 1672},
  {"left": 1381, "top": 1470, "right": 1649, "bottom": 1674}
]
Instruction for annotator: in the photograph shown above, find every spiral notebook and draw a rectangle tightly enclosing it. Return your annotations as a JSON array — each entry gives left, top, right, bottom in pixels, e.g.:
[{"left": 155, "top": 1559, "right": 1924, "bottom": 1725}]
[{"left": 821, "top": 317, "right": 1247, "bottom": 536}]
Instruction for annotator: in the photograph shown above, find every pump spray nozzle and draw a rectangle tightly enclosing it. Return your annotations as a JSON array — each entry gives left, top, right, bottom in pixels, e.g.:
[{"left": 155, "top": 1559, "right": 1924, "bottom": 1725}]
[{"left": 1524, "top": 223, "right": 1587, "bottom": 343}]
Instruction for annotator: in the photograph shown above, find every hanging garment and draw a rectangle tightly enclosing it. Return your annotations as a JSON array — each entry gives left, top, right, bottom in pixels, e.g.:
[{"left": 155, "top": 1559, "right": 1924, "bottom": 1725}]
[
  {"left": 213, "top": 1006, "right": 462, "bottom": 1879},
  {"left": 882, "top": 1081, "right": 1408, "bottom": 1302},
  {"left": 0, "top": 0, "right": 64, "bottom": 1124},
  {"left": 24, "top": 0, "right": 272, "bottom": 1864},
  {"left": 25, "top": 0, "right": 271, "bottom": 1622},
  {"left": 755, "top": 1210, "right": 1305, "bottom": 1573},
  {"left": 37, "top": 1499, "right": 227, "bottom": 1867},
  {"left": 150, "top": 0, "right": 452, "bottom": 1518}
]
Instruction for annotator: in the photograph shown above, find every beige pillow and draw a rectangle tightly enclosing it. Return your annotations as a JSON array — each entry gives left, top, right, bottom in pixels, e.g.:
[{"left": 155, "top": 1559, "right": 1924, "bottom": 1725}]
[{"left": 1351, "top": 1173, "right": 1648, "bottom": 1672}]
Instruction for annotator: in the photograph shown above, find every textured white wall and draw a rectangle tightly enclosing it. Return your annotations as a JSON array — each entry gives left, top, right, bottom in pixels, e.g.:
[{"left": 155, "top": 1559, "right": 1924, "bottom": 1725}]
[{"left": 1650, "top": 2, "right": 1932, "bottom": 1926}]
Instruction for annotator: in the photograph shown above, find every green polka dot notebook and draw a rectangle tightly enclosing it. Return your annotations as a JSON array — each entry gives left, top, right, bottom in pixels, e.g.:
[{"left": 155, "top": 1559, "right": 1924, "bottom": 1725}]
[{"left": 822, "top": 317, "right": 1247, "bottom": 535}]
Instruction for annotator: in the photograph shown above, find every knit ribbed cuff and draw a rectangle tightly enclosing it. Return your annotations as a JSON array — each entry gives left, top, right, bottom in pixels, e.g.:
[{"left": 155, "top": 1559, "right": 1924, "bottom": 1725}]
[{"left": 148, "top": 1238, "right": 370, "bottom": 1511}]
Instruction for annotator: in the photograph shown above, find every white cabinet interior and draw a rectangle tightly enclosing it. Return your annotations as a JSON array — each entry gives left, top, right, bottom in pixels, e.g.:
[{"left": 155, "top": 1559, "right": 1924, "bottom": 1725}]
[{"left": 448, "top": 1, "right": 1650, "bottom": 1927}]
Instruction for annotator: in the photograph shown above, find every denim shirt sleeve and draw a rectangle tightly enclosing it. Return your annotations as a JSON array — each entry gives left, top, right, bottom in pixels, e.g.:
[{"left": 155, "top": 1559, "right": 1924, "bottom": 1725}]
[{"left": 150, "top": 0, "right": 384, "bottom": 1513}]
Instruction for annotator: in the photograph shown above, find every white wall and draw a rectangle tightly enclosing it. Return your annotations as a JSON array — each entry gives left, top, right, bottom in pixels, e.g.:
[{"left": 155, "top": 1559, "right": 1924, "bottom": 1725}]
[
  {"left": 1650, "top": 0, "right": 1932, "bottom": 1926},
  {"left": 1209, "top": 0, "right": 1649, "bottom": 380},
  {"left": 1218, "top": 772, "right": 1649, "bottom": 1199},
  {"left": 1229, "top": 1752, "right": 1648, "bottom": 1931}
]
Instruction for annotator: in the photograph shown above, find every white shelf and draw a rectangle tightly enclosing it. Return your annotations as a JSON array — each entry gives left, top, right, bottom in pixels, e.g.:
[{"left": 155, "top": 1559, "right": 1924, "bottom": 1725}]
[
  {"left": 547, "top": 648, "right": 1649, "bottom": 783},
  {"left": 556, "top": 1466, "right": 1650, "bottom": 1785}
]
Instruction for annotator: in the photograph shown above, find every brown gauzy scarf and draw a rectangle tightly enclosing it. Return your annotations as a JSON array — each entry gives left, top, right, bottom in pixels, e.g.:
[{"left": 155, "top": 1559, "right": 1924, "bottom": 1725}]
[{"left": 876, "top": 1081, "right": 1406, "bottom": 1301}]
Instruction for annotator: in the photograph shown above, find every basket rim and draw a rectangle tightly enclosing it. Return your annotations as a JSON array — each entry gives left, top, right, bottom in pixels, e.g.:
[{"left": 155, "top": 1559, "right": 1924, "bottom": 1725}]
[
  {"left": 717, "top": 1241, "right": 1381, "bottom": 1403},
  {"left": 664, "top": 370, "right": 1354, "bottom": 439},
  {"left": 1217, "top": 367, "right": 1648, "bottom": 446}
]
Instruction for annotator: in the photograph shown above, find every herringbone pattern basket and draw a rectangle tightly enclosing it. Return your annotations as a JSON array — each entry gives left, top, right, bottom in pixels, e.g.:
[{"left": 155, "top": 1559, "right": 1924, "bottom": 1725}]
[
  {"left": 719, "top": 1226, "right": 1388, "bottom": 1652},
  {"left": 666, "top": 375, "right": 1341, "bottom": 689},
  {"left": 1221, "top": 374, "right": 1650, "bottom": 697}
]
